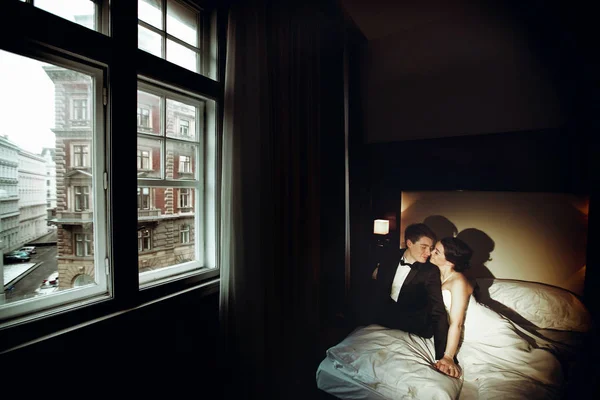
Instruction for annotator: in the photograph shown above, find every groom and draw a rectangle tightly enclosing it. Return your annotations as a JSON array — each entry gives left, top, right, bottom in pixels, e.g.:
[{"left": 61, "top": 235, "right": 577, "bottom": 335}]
[{"left": 371, "top": 223, "right": 449, "bottom": 362}]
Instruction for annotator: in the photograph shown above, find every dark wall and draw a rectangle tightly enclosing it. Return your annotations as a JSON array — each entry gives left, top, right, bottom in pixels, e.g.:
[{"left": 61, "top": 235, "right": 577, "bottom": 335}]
[{"left": 2, "top": 290, "right": 220, "bottom": 386}]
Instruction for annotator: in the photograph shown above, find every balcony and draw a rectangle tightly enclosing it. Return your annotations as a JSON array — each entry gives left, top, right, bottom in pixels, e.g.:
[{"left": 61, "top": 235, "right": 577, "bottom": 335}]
[
  {"left": 138, "top": 208, "right": 161, "bottom": 220},
  {"left": 50, "top": 210, "right": 93, "bottom": 224}
]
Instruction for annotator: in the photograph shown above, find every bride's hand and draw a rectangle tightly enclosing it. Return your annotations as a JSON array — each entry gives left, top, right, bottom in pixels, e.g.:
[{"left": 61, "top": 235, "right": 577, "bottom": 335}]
[{"left": 435, "top": 356, "right": 462, "bottom": 378}]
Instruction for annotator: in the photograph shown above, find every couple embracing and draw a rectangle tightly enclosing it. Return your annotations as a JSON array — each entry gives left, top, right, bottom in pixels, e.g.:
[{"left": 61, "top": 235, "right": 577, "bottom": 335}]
[{"left": 371, "top": 223, "right": 474, "bottom": 378}]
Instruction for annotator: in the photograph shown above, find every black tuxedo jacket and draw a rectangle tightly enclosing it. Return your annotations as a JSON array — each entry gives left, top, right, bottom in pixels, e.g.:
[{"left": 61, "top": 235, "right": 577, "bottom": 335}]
[{"left": 373, "top": 247, "right": 449, "bottom": 360}]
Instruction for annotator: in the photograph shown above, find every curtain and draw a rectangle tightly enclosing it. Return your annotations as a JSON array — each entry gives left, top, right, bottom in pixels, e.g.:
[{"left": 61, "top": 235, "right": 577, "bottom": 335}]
[{"left": 219, "top": 0, "right": 346, "bottom": 398}]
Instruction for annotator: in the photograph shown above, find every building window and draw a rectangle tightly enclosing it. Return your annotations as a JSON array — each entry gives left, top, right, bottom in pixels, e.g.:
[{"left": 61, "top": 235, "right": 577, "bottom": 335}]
[
  {"left": 72, "top": 144, "right": 89, "bottom": 167},
  {"left": 74, "top": 186, "right": 89, "bottom": 211},
  {"left": 179, "top": 188, "right": 191, "bottom": 208},
  {"left": 137, "top": 187, "right": 151, "bottom": 210},
  {"left": 72, "top": 98, "right": 88, "bottom": 120},
  {"left": 137, "top": 106, "right": 151, "bottom": 128},
  {"left": 75, "top": 233, "right": 92, "bottom": 257},
  {"left": 180, "top": 224, "right": 190, "bottom": 243},
  {"left": 138, "top": 228, "right": 152, "bottom": 251},
  {"left": 179, "top": 155, "right": 191, "bottom": 173},
  {"left": 179, "top": 119, "right": 190, "bottom": 136},
  {"left": 137, "top": 149, "right": 151, "bottom": 170}
]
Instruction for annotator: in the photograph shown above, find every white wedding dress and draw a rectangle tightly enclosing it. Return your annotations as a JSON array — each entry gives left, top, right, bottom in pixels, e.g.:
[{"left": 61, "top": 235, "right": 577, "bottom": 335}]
[{"left": 442, "top": 289, "right": 563, "bottom": 399}]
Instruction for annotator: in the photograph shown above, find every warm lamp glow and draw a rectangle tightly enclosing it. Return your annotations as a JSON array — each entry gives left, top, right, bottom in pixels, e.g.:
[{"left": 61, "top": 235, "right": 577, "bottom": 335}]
[{"left": 374, "top": 219, "right": 390, "bottom": 235}]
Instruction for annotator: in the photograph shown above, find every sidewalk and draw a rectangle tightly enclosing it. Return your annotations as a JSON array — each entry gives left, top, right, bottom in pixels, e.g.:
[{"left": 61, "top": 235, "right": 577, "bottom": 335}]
[
  {"left": 3, "top": 262, "right": 38, "bottom": 288},
  {"left": 27, "top": 229, "right": 57, "bottom": 246}
]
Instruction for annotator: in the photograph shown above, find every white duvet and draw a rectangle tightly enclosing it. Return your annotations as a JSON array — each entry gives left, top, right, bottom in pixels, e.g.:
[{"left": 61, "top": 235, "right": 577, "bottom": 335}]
[{"left": 325, "top": 290, "right": 564, "bottom": 400}]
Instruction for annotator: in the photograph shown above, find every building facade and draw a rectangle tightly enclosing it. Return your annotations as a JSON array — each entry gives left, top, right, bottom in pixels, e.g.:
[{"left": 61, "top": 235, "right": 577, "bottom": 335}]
[
  {"left": 41, "top": 147, "right": 57, "bottom": 211},
  {"left": 0, "top": 135, "right": 20, "bottom": 252},
  {"left": 17, "top": 149, "right": 48, "bottom": 245},
  {"left": 46, "top": 67, "right": 196, "bottom": 288}
]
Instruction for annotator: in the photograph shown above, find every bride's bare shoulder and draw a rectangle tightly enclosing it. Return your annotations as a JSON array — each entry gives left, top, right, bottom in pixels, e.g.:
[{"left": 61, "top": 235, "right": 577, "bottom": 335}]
[{"left": 451, "top": 273, "right": 474, "bottom": 295}]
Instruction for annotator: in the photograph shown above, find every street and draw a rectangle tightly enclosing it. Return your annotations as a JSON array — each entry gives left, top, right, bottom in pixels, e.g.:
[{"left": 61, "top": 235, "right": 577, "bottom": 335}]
[{"left": 5, "top": 245, "right": 57, "bottom": 302}]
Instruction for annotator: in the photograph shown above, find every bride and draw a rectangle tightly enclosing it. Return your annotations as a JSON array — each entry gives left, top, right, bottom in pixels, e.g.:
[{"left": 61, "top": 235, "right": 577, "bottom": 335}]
[
  {"left": 429, "top": 237, "right": 563, "bottom": 393},
  {"left": 429, "top": 236, "right": 474, "bottom": 378}
]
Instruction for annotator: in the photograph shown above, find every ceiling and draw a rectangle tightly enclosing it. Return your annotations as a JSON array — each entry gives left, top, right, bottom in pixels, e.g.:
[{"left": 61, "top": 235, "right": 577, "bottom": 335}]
[{"left": 338, "top": 0, "right": 470, "bottom": 41}]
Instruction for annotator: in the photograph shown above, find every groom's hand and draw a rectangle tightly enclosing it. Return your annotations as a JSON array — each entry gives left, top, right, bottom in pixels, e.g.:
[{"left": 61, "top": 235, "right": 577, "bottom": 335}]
[{"left": 435, "top": 356, "right": 461, "bottom": 378}]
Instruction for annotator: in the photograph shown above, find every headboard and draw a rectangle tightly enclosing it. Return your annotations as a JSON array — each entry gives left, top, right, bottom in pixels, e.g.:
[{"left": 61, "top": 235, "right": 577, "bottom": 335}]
[{"left": 398, "top": 190, "right": 589, "bottom": 296}]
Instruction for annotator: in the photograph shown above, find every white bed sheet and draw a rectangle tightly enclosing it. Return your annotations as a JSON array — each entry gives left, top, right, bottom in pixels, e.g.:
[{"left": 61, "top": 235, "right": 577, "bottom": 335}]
[
  {"left": 317, "top": 357, "right": 388, "bottom": 400},
  {"left": 317, "top": 355, "right": 483, "bottom": 400}
]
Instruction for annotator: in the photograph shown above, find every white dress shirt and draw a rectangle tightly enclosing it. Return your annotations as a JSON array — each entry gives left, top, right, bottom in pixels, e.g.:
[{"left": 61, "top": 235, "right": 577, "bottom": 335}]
[{"left": 390, "top": 257, "right": 412, "bottom": 302}]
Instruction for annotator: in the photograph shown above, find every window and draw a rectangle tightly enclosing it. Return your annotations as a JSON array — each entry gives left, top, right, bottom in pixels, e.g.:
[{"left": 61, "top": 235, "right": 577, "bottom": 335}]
[
  {"left": 137, "top": 187, "right": 151, "bottom": 210},
  {"left": 179, "top": 119, "right": 190, "bottom": 136},
  {"left": 75, "top": 233, "right": 92, "bottom": 256},
  {"left": 137, "top": 106, "right": 151, "bottom": 128},
  {"left": 138, "top": 0, "right": 217, "bottom": 78},
  {"left": 74, "top": 186, "right": 89, "bottom": 211},
  {"left": 137, "top": 149, "right": 151, "bottom": 170},
  {"left": 179, "top": 155, "right": 191, "bottom": 173},
  {"left": 179, "top": 188, "right": 191, "bottom": 208},
  {"left": 72, "top": 144, "right": 89, "bottom": 167},
  {"left": 138, "top": 228, "right": 152, "bottom": 251},
  {"left": 0, "top": 46, "right": 108, "bottom": 324},
  {"left": 180, "top": 224, "right": 190, "bottom": 243},
  {"left": 2, "top": 0, "right": 222, "bottom": 349},
  {"left": 137, "top": 80, "right": 215, "bottom": 287},
  {"left": 21, "top": 0, "right": 105, "bottom": 33},
  {"left": 72, "top": 98, "right": 88, "bottom": 120}
]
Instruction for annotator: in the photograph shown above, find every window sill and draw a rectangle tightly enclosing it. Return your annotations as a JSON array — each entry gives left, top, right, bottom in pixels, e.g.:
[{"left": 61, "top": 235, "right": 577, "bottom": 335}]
[{"left": 0, "top": 275, "right": 220, "bottom": 354}]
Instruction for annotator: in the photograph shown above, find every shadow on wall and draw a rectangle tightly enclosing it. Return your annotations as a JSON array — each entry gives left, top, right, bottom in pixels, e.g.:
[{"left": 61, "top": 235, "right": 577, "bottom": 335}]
[
  {"left": 457, "top": 228, "right": 495, "bottom": 280},
  {"left": 423, "top": 215, "right": 496, "bottom": 280}
]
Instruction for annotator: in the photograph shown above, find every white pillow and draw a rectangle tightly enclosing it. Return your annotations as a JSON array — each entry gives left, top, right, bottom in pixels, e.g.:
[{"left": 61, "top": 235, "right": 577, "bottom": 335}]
[{"left": 474, "top": 278, "right": 591, "bottom": 332}]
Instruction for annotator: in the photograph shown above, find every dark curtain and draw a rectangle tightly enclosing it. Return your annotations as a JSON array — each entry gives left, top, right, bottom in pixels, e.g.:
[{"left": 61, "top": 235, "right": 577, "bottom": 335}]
[{"left": 219, "top": 0, "right": 346, "bottom": 398}]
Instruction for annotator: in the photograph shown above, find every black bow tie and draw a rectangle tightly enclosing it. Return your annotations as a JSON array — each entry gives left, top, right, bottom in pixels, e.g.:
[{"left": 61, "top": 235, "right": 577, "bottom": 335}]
[{"left": 400, "top": 259, "right": 413, "bottom": 267}]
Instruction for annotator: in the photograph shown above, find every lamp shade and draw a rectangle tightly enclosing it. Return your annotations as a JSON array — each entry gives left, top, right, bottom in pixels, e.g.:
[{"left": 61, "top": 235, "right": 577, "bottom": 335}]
[{"left": 373, "top": 219, "right": 390, "bottom": 235}]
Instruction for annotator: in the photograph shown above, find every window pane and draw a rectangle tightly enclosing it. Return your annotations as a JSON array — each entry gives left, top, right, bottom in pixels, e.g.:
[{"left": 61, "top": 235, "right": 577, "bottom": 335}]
[
  {"left": 137, "top": 90, "right": 161, "bottom": 135},
  {"left": 139, "top": 0, "right": 163, "bottom": 29},
  {"left": 167, "top": 141, "right": 196, "bottom": 180},
  {"left": 166, "top": 39, "right": 197, "bottom": 73},
  {"left": 167, "top": 0, "right": 198, "bottom": 47},
  {"left": 138, "top": 24, "right": 163, "bottom": 58},
  {"left": 138, "top": 187, "right": 196, "bottom": 272},
  {"left": 35, "top": 0, "right": 96, "bottom": 31},
  {"left": 0, "top": 49, "right": 102, "bottom": 308},
  {"left": 166, "top": 98, "right": 196, "bottom": 141},
  {"left": 137, "top": 137, "right": 162, "bottom": 179}
]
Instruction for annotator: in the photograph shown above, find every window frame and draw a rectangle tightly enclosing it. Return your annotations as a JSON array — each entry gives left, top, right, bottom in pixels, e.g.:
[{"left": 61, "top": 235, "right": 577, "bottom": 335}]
[
  {"left": 71, "top": 97, "right": 89, "bottom": 121},
  {"left": 137, "top": 0, "right": 215, "bottom": 79},
  {"left": 137, "top": 78, "right": 214, "bottom": 287},
  {"left": 180, "top": 223, "right": 190, "bottom": 243},
  {"left": 73, "top": 185, "right": 91, "bottom": 211},
  {"left": 0, "top": 0, "right": 223, "bottom": 353},
  {"left": 0, "top": 44, "right": 110, "bottom": 324},
  {"left": 137, "top": 147, "right": 152, "bottom": 170},
  {"left": 71, "top": 143, "right": 90, "bottom": 168}
]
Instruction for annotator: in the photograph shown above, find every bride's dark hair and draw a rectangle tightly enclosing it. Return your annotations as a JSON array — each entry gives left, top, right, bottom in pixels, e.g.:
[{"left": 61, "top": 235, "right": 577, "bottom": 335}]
[{"left": 440, "top": 237, "right": 473, "bottom": 272}]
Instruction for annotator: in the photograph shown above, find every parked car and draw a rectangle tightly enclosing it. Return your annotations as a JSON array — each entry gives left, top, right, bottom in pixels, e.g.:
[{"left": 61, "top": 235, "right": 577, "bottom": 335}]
[
  {"left": 35, "top": 272, "right": 59, "bottom": 296},
  {"left": 41, "top": 272, "right": 59, "bottom": 287},
  {"left": 18, "top": 246, "right": 36, "bottom": 254},
  {"left": 3, "top": 251, "right": 31, "bottom": 263}
]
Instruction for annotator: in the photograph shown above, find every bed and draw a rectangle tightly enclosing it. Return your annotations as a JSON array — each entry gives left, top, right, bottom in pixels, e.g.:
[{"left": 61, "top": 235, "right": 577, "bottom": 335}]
[{"left": 316, "top": 278, "right": 593, "bottom": 399}]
